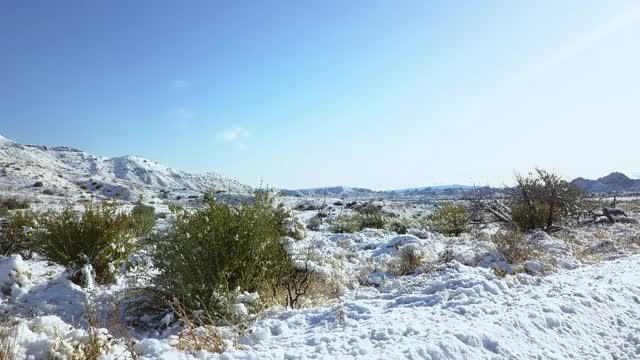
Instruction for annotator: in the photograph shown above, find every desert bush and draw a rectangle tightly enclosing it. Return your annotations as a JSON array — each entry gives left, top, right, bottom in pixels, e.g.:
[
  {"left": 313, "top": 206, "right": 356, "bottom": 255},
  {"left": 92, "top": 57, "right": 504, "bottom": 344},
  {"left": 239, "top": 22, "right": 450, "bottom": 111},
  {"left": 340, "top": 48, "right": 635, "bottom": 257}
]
[
  {"left": 388, "top": 218, "right": 411, "bottom": 234},
  {"left": 130, "top": 202, "right": 156, "bottom": 237},
  {"left": 306, "top": 214, "right": 324, "bottom": 231},
  {"left": 42, "top": 189, "right": 55, "bottom": 195},
  {"left": 330, "top": 214, "right": 360, "bottom": 233},
  {"left": 356, "top": 202, "right": 383, "bottom": 216},
  {"left": 33, "top": 181, "right": 44, "bottom": 188},
  {"left": 153, "top": 192, "right": 294, "bottom": 323},
  {"left": 0, "top": 210, "right": 39, "bottom": 257},
  {"left": 389, "top": 245, "right": 424, "bottom": 275},
  {"left": 491, "top": 230, "right": 536, "bottom": 264},
  {"left": 511, "top": 168, "right": 582, "bottom": 231},
  {"left": 0, "top": 198, "right": 30, "bottom": 214},
  {"left": 359, "top": 211, "right": 387, "bottom": 229},
  {"left": 330, "top": 211, "right": 388, "bottom": 233},
  {"left": 428, "top": 203, "right": 469, "bottom": 236},
  {"left": 511, "top": 201, "right": 550, "bottom": 232},
  {"left": 38, "top": 202, "right": 137, "bottom": 284}
]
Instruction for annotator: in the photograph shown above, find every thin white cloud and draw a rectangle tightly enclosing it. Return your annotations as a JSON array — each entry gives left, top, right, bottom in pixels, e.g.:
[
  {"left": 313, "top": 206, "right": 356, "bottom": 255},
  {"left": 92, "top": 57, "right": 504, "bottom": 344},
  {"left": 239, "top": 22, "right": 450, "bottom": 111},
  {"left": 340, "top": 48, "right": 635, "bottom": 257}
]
[
  {"left": 172, "top": 79, "right": 190, "bottom": 89},
  {"left": 219, "top": 127, "right": 249, "bottom": 142},
  {"left": 217, "top": 127, "right": 250, "bottom": 149}
]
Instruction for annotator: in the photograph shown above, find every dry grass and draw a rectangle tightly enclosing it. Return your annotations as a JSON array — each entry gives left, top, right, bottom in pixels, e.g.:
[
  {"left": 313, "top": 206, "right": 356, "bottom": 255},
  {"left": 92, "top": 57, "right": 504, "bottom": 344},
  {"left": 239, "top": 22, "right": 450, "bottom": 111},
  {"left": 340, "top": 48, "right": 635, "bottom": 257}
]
[
  {"left": 389, "top": 245, "right": 425, "bottom": 276},
  {"left": 0, "top": 323, "right": 18, "bottom": 360},
  {"left": 171, "top": 299, "right": 225, "bottom": 355}
]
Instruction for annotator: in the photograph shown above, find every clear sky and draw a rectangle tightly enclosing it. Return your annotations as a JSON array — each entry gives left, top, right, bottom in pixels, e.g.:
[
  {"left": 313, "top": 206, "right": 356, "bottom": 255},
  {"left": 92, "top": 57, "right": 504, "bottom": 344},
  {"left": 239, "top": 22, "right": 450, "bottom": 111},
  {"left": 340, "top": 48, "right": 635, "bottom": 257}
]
[{"left": 1, "top": 1, "right": 639, "bottom": 190}]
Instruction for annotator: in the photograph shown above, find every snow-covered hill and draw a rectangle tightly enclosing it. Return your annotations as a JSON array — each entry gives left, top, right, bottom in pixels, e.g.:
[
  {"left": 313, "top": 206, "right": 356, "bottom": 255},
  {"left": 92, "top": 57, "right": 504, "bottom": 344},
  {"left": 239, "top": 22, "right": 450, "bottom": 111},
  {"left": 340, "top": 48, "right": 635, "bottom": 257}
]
[
  {"left": 572, "top": 172, "right": 640, "bottom": 193},
  {"left": 0, "top": 134, "right": 249, "bottom": 202}
]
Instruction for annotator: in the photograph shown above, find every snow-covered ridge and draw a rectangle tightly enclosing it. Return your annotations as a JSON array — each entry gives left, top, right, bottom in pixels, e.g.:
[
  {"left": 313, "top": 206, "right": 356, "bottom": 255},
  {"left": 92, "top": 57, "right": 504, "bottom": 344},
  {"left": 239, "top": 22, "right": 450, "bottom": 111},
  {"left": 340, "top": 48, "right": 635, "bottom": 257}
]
[{"left": 0, "top": 134, "right": 249, "bottom": 201}]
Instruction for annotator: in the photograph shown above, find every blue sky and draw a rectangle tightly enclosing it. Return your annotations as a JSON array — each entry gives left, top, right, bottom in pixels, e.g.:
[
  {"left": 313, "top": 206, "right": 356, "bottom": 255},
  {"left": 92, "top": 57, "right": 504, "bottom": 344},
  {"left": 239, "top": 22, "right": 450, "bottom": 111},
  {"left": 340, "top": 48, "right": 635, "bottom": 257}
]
[{"left": 1, "top": 1, "right": 639, "bottom": 189}]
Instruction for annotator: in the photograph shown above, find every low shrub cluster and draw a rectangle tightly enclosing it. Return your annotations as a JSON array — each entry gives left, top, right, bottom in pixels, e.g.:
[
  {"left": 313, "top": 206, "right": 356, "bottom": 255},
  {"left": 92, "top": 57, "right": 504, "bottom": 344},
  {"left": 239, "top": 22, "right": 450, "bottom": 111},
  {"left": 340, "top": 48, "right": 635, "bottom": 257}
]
[
  {"left": 331, "top": 207, "right": 388, "bottom": 234},
  {"left": 0, "top": 210, "right": 38, "bottom": 257},
  {"left": 39, "top": 202, "right": 139, "bottom": 284},
  {"left": 130, "top": 202, "right": 156, "bottom": 237}
]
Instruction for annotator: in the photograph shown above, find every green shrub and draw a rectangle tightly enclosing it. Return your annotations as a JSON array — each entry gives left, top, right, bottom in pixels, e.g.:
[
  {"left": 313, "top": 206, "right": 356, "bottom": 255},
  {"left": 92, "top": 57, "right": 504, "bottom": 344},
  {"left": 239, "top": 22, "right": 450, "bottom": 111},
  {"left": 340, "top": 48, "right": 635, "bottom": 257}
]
[
  {"left": 388, "top": 218, "right": 411, "bottom": 234},
  {"left": 330, "top": 211, "right": 388, "bottom": 233},
  {"left": 153, "top": 192, "right": 294, "bottom": 322},
  {"left": 511, "top": 201, "right": 550, "bottom": 232},
  {"left": 39, "top": 202, "right": 137, "bottom": 284},
  {"left": 427, "top": 203, "right": 468, "bottom": 236},
  {"left": 0, "top": 198, "right": 30, "bottom": 216},
  {"left": 359, "top": 212, "right": 387, "bottom": 229},
  {"left": 130, "top": 202, "right": 156, "bottom": 237},
  {"left": 0, "top": 210, "right": 38, "bottom": 257},
  {"left": 33, "top": 181, "right": 44, "bottom": 188},
  {"left": 330, "top": 214, "right": 361, "bottom": 234}
]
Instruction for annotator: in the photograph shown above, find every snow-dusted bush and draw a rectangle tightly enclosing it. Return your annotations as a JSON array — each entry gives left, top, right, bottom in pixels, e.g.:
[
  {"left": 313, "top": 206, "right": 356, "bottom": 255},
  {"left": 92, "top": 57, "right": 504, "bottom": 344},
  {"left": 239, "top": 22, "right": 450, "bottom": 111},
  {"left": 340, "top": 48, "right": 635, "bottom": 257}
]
[
  {"left": 331, "top": 214, "right": 361, "bottom": 233},
  {"left": 153, "top": 192, "right": 294, "bottom": 323},
  {"left": 0, "top": 210, "right": 38, "bottom": 257},
  {"left": 130, "top": 201, "right": 156, "bottom": 237},
  {"left": 389, "top": 245, "right": 425, "bottom": 275},
  {"left": 331, "top": 211, "right": 388, "bottom": 234},
  {"left": 275, "top": 204, "right": 306, "bottom": 240},
  {"left": 427, "top": 203, "right": 468, "bottom": 236},
  {"left": 491, "top": 230, "right": 536, "bottom": 264},
  {"left": 388, "top": 218, "right": 411, "bottom": 234},
  {"left": 38, "top": 202, "right": 137, "bottom": 284},
  {"left": 0, "top": 255, "right": 31, "bottom": 298},
  {"left": 359, "top": 211, "right": 387, "bottom": 230},
  {"left": 306, "top": 214, "right": 323, "bottom": 231}
]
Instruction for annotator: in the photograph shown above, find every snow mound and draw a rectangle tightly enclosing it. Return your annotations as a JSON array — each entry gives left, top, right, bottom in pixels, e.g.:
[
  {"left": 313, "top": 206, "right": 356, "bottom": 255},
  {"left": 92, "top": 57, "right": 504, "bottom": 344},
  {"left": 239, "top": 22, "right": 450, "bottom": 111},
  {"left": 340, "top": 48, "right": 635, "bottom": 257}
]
[{"left": 0, "top": 255, "right": 32, "bottom": 298}]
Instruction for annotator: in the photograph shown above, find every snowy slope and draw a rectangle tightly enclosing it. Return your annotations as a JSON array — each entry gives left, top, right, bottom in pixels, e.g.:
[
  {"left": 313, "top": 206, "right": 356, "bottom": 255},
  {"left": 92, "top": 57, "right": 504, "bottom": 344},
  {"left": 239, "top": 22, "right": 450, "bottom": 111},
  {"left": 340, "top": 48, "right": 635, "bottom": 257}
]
[{"left": 0, "top": 134, "right": 249, "bottom": 202}]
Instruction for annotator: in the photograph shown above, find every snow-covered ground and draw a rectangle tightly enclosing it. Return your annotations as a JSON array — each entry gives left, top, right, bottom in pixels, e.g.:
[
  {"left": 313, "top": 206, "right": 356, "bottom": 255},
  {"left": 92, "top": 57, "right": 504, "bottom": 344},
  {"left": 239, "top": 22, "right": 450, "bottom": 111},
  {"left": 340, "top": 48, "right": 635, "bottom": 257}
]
[
  {"left": 3, "top": 134, "right": 640, "bottom": 359},
  {"left": 2, "top": 221, "right": 640, "bottom": 360}
]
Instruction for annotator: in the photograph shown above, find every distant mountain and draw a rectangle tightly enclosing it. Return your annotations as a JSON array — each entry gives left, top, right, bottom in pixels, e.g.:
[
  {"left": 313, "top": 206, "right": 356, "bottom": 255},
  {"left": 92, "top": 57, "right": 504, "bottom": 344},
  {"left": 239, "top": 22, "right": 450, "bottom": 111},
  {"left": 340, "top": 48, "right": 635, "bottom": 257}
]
[
  {"left": 0, "top": 134, "right": 249, "bottom": 201},
  {"left": 280, "top": 186, "right": 380, "bottom": 198},
  {"left": 282, "top": 184, "right": 480, "bottom": 199},
  {"left": 571, "top": 172, "right": 640, "bottom": 193}
]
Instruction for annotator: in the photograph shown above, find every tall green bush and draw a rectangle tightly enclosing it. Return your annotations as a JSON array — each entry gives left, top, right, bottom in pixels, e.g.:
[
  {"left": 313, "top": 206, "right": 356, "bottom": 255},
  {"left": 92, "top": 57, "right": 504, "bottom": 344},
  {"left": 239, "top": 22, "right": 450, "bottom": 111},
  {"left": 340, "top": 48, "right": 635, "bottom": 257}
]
[{"left": 153, "top": 192, "right": 294, "bottom": 322}]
